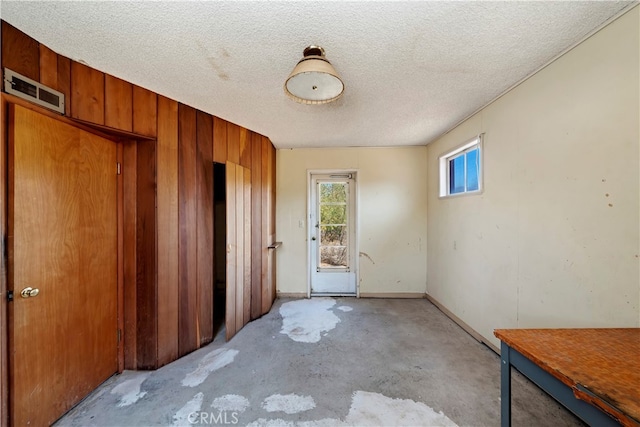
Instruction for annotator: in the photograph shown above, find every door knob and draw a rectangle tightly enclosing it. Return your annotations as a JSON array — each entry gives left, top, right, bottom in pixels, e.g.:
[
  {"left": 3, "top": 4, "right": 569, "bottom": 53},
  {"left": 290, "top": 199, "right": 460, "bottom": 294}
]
[{"left": 20, "top": 287, "right": 40, "bottom": 298}]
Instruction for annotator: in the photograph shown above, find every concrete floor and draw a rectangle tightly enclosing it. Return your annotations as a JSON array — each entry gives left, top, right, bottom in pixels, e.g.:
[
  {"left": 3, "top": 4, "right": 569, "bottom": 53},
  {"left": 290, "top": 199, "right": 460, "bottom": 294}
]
[{"left": 56, "top": 298, "right": 584, "bottom": 426}]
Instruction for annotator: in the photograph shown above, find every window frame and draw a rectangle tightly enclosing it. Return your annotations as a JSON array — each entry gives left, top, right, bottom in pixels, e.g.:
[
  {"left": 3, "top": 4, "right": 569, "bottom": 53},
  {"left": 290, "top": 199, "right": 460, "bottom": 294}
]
[{"left": 438, "top": 134, "right": 483, "bottom": 198}]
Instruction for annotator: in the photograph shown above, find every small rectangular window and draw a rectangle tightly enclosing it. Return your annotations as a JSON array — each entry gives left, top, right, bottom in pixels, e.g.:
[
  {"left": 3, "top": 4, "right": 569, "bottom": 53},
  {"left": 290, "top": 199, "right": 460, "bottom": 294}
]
[{"left": 439, "top": 135, "right": 483, "bottom": 197}]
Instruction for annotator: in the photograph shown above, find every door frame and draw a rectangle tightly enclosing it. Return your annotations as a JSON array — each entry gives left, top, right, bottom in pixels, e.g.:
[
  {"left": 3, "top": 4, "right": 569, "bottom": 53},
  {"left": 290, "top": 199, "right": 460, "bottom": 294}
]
[
  {"left": 306, "top": 169, "right": 359, "bottom": 298},
  {"left": 1, "top": 94, "right": 128, "bottom": 425}
]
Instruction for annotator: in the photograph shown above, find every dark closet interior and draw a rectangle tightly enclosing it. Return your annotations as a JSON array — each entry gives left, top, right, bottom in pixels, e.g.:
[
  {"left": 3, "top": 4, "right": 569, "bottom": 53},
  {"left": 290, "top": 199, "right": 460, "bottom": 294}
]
[{"left": 213, "top": 162, "right": 227, "bottom": 336}]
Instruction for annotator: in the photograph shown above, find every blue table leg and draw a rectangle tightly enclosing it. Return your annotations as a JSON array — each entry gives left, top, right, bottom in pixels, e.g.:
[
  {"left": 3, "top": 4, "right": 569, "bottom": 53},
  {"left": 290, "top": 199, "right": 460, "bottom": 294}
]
[{"left": 501, "top": 341, "right": 511, "bottom": 427}]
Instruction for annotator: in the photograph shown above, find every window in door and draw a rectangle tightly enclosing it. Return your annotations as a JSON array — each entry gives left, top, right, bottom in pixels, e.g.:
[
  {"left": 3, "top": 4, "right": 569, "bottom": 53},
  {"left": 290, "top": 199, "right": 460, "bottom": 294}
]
[{"left": 318, "top": 181, "right": 349, "bottom": 270}]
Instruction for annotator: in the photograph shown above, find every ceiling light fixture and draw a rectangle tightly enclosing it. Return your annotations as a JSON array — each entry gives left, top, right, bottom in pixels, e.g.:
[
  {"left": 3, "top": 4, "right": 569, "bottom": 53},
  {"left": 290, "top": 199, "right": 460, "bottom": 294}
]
[{"left": 284, "top": 46, "right": 344, "bottom": 105}]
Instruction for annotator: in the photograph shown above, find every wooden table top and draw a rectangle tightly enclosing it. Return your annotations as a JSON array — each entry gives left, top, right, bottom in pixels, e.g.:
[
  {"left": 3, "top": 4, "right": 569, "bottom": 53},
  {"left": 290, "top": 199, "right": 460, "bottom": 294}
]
[{"left": 494, "top": 328, "right": 640, "bottom": 427}]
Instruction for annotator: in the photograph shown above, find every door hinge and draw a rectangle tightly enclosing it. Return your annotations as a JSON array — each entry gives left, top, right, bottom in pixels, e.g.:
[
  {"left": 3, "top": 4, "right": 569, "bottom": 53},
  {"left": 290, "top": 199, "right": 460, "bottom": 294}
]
[
  {"left": 117, "top": 329, "right": 121, "bottom": 342},
  {"left": 116, "top": 162, "right": 122, "bottom": 175},
  {"left": 6, "top": 291, "right": 13, "bottom": 302}
]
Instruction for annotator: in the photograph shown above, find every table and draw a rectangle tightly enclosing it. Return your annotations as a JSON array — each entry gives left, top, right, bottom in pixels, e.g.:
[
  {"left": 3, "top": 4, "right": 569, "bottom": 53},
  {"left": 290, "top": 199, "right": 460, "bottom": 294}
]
[{"left": 494, "top": 328, "right": 640, "bottom": 427}]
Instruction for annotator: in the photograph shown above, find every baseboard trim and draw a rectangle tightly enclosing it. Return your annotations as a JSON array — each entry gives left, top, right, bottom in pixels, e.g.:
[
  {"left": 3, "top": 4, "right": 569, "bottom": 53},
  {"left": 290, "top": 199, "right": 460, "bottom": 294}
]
[
  {"left": 425, "top": 294, "right": 499, "bottom": 354},
  {"left": 277, "top": 292, "right": 428, "bottom": 299},
  {"left": 359, "top": 292, "right": 427, "bottom": 299},
  {"left": 311, "top": 293, "right": 357, "bottom": 297},
  {"left": 276, "top": 292, "right": 308, "bottom": 298}
]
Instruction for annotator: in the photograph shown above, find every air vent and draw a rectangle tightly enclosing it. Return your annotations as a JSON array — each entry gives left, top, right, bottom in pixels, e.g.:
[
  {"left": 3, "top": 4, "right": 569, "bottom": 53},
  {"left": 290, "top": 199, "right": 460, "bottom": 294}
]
[{"left": 3, "top": 68, "right": 65, "bottom": 114}]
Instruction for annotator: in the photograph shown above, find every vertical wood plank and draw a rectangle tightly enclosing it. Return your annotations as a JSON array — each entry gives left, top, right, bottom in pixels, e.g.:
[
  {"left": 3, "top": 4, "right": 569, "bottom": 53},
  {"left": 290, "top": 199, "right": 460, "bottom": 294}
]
[
  {"left": 122, "top": 142, "right": 138, "bottom": 370},
  {"left": 213, "top": 117, "right": 228, "bottom": 164},
  {"left": 250, "top": 133, "right": 263, "bottom": 319},
  {"left": 116, "top": 143, "right": 124, "bottom": 373},
  {"left": 0, "top": 96, "right": 8, "bottom": 427},
  {"left": 39, "top": 45, "right": 58, "bottom": 89},
  {"left": 157, "top": 96, "right": 179, "bottom": 366},
  {"left": 196, "top": 111, "right": 214, "bottom": 346},
  {"left": 225, "top": 162, "right": 237, "bottom": 340},
  {"left": 133, "top": 86, "right": 157, "bottom": 138},
  {"left": 105, "top": 75, "right": 133, "bottom": 132},
  {"left": 136, "top": 139, "right": 158, "bottom": 369},
  {"left": 1, "top": 22, "right": 39, "bottom": 81},
  {"left": 261, "top": 137, "right": 271, "bottom": 314},
  {"left": 243, "top": 168, "right": 252, "bottom": 324},
  {"left": 227, "top": 123, "right": 240, "bottom": 164},
  {"left": 235, "top": 166, "right": 244, "bottom": 331},
  {"left": 178, "top": 104, "right": 198, "bottom": 356},
  {"left": 71, "top": 61, "right": 105, "bottom": 124},
  {"left": 57, "top": 55, "right": 71, "bottom": 117},
  {"left": 239, "top": 127, "right": 251, "bottom": 168}
]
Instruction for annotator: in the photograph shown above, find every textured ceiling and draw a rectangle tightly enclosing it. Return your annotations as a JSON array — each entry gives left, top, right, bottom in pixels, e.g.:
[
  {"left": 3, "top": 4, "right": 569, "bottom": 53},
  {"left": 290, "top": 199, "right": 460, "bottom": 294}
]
[{"left": 0, "top": 1, "right": 634, "bottom": 148}]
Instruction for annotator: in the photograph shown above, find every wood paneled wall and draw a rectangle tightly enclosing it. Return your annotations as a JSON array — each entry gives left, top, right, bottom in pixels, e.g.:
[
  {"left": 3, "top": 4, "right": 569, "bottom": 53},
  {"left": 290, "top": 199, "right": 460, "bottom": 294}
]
[
  {"left": 0, "top": 20, "right": 277, "bottom": 423},
  {"left": 195, "top": 111, "right": 214, "bottom": 347},
  {"left": 135, "top": 138, "right": 159, "bottom": 369},
  {"left": 177, "top": 104, "right": 198, "bottom": 356},
  {"left": 156, "top": 96, "right": 179, "bottom": 366}
]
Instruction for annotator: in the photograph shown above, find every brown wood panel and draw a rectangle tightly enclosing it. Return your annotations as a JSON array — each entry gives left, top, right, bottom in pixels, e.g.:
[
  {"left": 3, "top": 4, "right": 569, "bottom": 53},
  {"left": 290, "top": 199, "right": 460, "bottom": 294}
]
[
  {"left": 250, "top": 133, "right": 263, "bottom": 319},
  {"left": 213, "top": 117, "right": 228, "bottom": 163},
  {"left": 243, "top": 168, "right": 252, "bottom": 324},
  {"left": 71, "top": 61, "right": 105, "bottom": 124},
  {"left": 0, "top": 95, "right": 8, "bottom": 427},
  {"left": 116, "top": 143, "right": 124, "bottom": 373},
  {"left": 239, "top": 127, "right": 251, "bottom": 168},
  {"left": 178, "top": 104, "right": 198, "bottom": 356},
  {"left": 261, "top": 137, "right": 271, "bottom": 314},
  {"left": 39, "top": 44, "right": 58, "bottom": 89},
  {"left": 135, "top": 139, "right": 158, "bottom": 369},
  {"left": 1, "top": 21, "right": 39, "bottom": 81},
  {"left": 227, "top": 122, "right": 240, "bottom": 164},
  {"left": 105, "top": 75, "right": 133, "bottom": 132},
  {"left": 122, "top": 142, "right": 137, "bottom": 370},
  {"left": 235, "top": 165, "right": 244, "bottom": 331},
  {"left": 196, "top": 110, "right": 214, "bottom": 346},
  {"left": 495, "top": 329, "right": 640, "bottom": 426},
  {"left": 225, "top": 162, "right": 237, "bottom": 340},
  {"left": 156, "top": 96, "right": 179, "bottom": 367},
  {"left": 9, "top": 105, "right": 117, "bottom": 425},
  {"left": 133, "top": 85, "right": 157, "bottom": 138},
  {"left": 57, "top": 55, "right": 72, "bottom": 116}
]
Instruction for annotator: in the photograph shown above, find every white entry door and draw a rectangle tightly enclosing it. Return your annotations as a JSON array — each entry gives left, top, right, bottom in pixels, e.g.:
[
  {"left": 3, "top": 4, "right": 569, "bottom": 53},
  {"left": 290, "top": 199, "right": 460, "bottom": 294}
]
[{"left": 309, "top": 173, "right": 357, "bottom": 295}]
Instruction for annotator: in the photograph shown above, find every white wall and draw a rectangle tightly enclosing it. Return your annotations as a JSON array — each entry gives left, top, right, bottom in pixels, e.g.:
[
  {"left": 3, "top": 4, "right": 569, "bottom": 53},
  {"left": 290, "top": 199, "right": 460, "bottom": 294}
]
[
  {"left": 426, "top": 7, "right": 639, "bottom": 349},
  {"left": 276, "top": 147, "right": 428, "bottom": 295}
]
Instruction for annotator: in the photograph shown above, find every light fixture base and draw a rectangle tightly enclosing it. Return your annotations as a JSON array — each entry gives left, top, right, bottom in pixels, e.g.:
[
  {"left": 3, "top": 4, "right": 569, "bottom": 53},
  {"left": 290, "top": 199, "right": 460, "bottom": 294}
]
[{"left": 303, "top": 46, "right": 325, "bottom": 58}]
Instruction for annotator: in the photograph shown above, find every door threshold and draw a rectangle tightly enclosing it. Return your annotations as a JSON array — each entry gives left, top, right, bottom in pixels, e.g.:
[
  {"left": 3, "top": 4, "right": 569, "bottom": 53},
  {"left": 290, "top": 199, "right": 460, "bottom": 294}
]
[{"left": 310, "top": 293, "right": 357, "bottom": 297}]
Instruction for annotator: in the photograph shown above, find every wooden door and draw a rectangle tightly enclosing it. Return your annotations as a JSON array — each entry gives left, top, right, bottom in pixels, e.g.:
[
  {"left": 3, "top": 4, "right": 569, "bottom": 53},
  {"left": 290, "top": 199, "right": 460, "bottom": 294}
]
[
  {"left": 225, "top": 162, "right": 251, "bottom": 340},
  {"left": 8, "top": 104, "right": 118, "bottom": 426}
]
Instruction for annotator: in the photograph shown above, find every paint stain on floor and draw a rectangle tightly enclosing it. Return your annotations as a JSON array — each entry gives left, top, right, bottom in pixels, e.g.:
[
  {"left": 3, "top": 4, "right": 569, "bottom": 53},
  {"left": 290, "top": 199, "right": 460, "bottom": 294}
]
[
  {"left": 109, "top": 371, "right": 151, "bottom": 407},
  {"left": 172, "top": 392, "right": 203, "bottom": 427},
  {"left": 262, "top": 393, "right": 316, "bottom": 414},
  {"left": 247, "top": 391, "right": 458, "bottom": 427},
  {"left": 279, "top": 298, "right": 341, "bottom": 343},
  {"left": 211, "top": 394, "right": 251, "bottom": 412},
  {"left": 345, "top": 391, "right": 458, "bottom": 426},
  {"left": 336, "top": 306, "right": 353, "bottom": 312},
  {"left": 181, "top": 348, "right": 239, "bottom": 387}
]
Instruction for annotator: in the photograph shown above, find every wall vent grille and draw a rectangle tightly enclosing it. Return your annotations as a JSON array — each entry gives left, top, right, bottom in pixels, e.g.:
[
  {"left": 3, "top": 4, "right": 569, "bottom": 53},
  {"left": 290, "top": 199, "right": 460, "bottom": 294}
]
[{"left": 3, "top": 68, "right": 65, "bottom": 114}]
